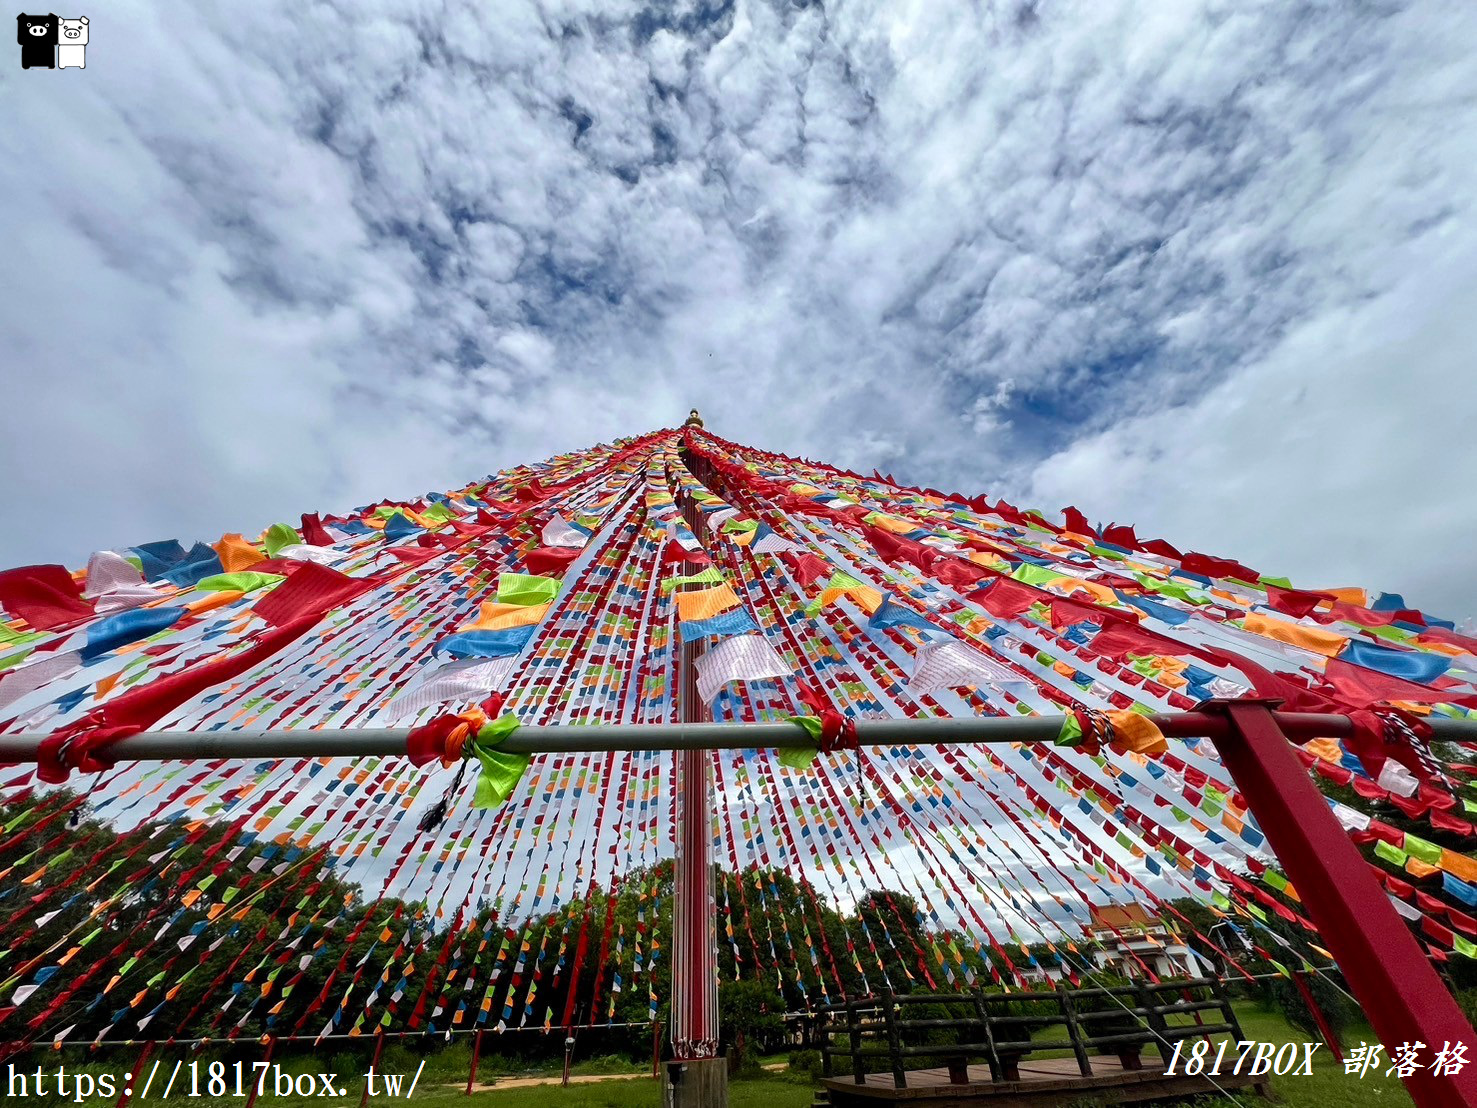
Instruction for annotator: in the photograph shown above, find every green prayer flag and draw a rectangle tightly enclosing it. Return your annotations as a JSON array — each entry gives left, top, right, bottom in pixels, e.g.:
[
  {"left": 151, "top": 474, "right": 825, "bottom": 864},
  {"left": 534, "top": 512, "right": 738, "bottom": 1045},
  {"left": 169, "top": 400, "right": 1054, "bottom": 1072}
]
[
  {"left": 263, "top": 523, "right": 301, "bottom": 557},
  {"left": 1404, "top": 834, "right": 1443, "bottom": 865},
  {"left": 1364, "top": 624, "right": 1414, "bottom": 643},
  {"left": 804, "top": 571, "right": 866, "bottom": 616},
  {"left": 197, "top": 571, "right": 285, "bottom": 593},
  {"left": 0, "top": 625, "right": 41, "bottom": 648},
  {"left": 1010, "top": 563, "right": 1063, "bottom": 587},
  {"left": 1133, "top": 574, "right": 1206, "bottom": 604},
  {"left": 660, "top": 567, "right": 725, "bottom": 593},
  {"left": 0, "top": 648, "right": 35, "bottom": 674},
  {"left": 1374, "top": 839, "right": 1408, "bottom": 866},
  {"left": 495, "top": 573, "right": 561, "bottom": 607}
]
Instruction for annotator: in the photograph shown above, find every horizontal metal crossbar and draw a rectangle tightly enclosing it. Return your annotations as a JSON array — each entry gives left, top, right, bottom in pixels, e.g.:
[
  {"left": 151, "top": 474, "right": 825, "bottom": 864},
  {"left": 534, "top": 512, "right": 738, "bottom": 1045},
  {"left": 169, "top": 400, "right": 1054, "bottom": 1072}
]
[{"left": 0, "top": 711, "right": 1472, "bottom": 763}]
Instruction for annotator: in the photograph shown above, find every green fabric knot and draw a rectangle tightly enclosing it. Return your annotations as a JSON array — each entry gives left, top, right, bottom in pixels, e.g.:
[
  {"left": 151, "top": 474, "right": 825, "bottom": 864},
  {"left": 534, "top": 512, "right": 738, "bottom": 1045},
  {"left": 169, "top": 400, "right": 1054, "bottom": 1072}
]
[
  {"left": 777, "top": 716, "right": 824, "bottom": 769},
  {"left": 469, "top": 715, "right": 531, "bottom": 808},
  {"left": 1054, "top": 714, "right": 1084, "bottom": 748}
]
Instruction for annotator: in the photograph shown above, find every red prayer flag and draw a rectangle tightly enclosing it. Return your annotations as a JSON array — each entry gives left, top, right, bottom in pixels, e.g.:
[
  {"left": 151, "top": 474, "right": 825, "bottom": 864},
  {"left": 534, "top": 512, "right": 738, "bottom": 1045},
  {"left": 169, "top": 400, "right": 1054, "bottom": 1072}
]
[{"left": 0, "top": 564, "right": 94, "bottom": 630}]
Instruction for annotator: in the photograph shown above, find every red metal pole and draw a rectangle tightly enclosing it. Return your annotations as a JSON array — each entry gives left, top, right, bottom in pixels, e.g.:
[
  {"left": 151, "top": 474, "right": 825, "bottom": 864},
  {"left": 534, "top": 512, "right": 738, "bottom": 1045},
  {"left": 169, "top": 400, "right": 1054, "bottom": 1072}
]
[
  {"left": 242, "top": 1037, "right": 275, "bottom": 1108},
  {"left": 464, "top": 1029, "right": 482, "bottom": 1095},
  {"left": 1290, "top": 970, "right": 1345, "bottom": 1063},
  {"left": 1204, "top": 700, "right": 1477, "bottom": 1107},
  {"left": 359, "top": 1030, "right": 386, "bottom": 1108},
  {"left": 671, "top": 480, "right": 719, "bottom": 1062},
  {"left": 115, "top": 1040, "right": 154, "bottom": 1108},
  {"left": 670, "top": 525, "right": 720, "bottom": 1063}
]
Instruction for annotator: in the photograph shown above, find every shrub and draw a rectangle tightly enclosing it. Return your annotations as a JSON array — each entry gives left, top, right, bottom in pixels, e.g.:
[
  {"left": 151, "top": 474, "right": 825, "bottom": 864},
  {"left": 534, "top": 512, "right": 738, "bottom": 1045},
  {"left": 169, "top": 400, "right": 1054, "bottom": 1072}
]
[
  {"left": 1269, "top": 973, "right": 1355, "bottom": 1040},
  {"left": 1457, "top": 988, "right": 1477, "bottom": 1030},
  {"left": 788, "top": 1048, "right": 823, "bottom": 1081}
]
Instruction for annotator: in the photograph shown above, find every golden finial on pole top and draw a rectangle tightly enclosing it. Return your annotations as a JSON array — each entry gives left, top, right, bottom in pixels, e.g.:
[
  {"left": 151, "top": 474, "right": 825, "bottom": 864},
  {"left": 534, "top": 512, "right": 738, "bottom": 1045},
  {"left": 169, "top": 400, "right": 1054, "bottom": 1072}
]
[{"left": 684, "top": 408, "right": 704, "bottom": 428}]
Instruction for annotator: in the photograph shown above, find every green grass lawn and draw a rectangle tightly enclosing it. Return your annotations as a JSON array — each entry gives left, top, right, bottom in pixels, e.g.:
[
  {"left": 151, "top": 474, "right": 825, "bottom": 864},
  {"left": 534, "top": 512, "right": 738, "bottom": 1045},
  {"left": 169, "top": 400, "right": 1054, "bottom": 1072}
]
[
  {"left": 4, "top": 1068, "right": 813, "bottom": 1108},
  {"left": 6, "top": 1000, "right": 1418, "bottom": 1108},
  {"left": 1219, "top": 1002, "right": 1413, "bottom": 1108}
]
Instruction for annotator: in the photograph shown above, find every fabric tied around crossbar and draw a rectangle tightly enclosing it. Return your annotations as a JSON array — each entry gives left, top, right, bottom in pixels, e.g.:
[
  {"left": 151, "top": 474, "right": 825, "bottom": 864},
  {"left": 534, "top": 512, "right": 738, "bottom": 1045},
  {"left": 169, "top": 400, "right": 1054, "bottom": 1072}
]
[{"left": 778, "top": 683, "right": 858, "bottom": 769}]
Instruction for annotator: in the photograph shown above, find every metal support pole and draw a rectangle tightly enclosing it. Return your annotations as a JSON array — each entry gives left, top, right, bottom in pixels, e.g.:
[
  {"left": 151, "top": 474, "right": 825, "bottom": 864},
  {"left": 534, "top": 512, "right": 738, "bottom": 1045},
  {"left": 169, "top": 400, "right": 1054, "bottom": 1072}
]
[
  {"left": 1, "top": 712, "right": 1470, "bottom": 764},
  {"left": 1204, "top": 700, "right": 1477, "bottom": 1108}
]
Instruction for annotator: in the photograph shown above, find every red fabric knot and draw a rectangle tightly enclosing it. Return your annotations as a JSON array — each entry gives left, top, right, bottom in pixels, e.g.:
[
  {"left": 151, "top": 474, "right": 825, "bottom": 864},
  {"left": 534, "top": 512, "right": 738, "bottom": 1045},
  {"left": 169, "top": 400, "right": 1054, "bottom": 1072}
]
[
  {"left": 818, "top": 711, "right": 857, "bottom": 754},
  {"left": 36, "top": 715, "right": 142, "bottom": 783},
  {"left": 795, "top": 683, "right": 857, "bottom": 753},
  {"left": 1072, "top": 708, "right": 1104, "bottom": 756},
  {"left": 405, "top": 694, "right": 505, "bottom": 768}
]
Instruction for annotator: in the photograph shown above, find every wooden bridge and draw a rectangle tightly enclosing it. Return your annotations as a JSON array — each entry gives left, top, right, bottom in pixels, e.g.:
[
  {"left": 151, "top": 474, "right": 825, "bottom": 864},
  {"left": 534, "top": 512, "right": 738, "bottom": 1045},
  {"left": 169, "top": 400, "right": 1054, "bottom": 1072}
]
[{"left": 815, "top": 976, "right": 1269, "bottom": 1106}]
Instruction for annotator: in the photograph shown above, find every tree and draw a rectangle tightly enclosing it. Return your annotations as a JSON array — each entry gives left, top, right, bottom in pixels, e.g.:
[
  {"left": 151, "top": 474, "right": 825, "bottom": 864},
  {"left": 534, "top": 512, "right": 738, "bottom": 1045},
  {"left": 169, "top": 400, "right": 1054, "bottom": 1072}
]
[{"left": 719, "top": 977, "right": 785, "bottom": 1066}]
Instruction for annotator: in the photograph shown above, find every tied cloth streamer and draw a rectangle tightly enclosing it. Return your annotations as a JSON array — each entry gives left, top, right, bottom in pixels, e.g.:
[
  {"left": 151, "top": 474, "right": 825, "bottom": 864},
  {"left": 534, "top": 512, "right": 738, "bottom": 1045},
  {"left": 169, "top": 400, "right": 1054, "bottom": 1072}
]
[
  {"left": 406, "top": 696, "right": 531, "bottom": 829},
  {"left": 36, "top": 715, "right": 144, "bottom": 784},
  {"left": 779, "top": 683, "right": 859, "bottom": 774},
  {"left": 1055, "top": 708, "right": 1168, "bottom": 758},
  {"left": 1345, "top": 705, "right": 1450, "bottom": 793}
]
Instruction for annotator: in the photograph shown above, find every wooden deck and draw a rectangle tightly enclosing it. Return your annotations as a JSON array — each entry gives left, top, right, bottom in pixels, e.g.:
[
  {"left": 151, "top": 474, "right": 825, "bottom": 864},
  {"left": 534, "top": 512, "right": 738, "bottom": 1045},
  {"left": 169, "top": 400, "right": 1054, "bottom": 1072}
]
[
  {"left": 817, "top": 977, "right": 1266, "bottom": 1107},
  {"left": 823, "top": 1055, "right": 1269, "bottom": 1107}
]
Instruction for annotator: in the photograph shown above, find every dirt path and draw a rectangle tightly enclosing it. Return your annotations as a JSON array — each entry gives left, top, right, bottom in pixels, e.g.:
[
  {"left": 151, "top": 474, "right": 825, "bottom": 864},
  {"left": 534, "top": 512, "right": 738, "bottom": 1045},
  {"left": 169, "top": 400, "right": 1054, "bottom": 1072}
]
[{"left": 453, "top": 1062, "right": 786, "bottom": 1091}]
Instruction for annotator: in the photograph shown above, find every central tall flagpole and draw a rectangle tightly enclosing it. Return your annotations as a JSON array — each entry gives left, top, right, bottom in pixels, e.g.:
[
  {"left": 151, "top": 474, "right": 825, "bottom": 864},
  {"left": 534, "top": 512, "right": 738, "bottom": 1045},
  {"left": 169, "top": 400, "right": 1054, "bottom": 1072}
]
[{"left": 667, "top": 422, "right": 727, "bottom": 1106}]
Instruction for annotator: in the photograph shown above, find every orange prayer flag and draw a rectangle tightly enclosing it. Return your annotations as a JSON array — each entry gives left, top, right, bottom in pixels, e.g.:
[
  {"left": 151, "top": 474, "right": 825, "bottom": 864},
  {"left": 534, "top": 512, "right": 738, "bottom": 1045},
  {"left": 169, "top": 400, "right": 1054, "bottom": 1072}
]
[
  {"left": 1242, "top": 611, "right": 1347, "bottom": 657},
  {"left": 1440, "top": 849, "right": 1477, "bottom": 884},
  {"left": 213, "top": 533, "right": 265, "bottom": 573}
]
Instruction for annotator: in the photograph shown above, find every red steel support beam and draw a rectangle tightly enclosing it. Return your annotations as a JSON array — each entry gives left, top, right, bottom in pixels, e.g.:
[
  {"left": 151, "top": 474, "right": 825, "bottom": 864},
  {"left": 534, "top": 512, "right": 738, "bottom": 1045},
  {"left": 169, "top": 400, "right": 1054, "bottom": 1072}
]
[
  {"left": 670, "top": 464, "right": 720, "bottom": 1062},
  {"left": 1205, "top": 700, "right": 1477, "bottom": 1107}
]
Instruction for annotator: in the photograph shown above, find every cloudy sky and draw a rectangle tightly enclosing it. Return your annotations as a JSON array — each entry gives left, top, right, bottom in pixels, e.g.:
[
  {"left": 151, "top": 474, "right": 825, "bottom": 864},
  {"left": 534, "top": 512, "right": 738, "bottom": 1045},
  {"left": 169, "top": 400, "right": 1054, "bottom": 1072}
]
[{"left": 3, "top": 0, "right": 1474, "bottom": 621}]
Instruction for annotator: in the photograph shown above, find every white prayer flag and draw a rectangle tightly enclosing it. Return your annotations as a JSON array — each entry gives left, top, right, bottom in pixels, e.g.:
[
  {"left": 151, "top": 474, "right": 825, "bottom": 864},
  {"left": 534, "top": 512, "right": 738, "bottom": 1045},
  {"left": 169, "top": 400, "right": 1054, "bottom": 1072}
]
[
  {"left": 696, "top": 633, "right": 792, "bottom": 703},
  {"left": 381, "top": 658, "right": 516, "bottom": 720},
  {"left": 908, "top": 638, "right": 1021, "bottom": 695},
  {"left": 82, "top": 550, "right": 144, "bottom": 596},
  {"left": 1376, "top": 758, "right": 1420, "bottom": 798},
  {"left": 0, "top": 651, "right": 82, "bottom": 714},
  {"left": 275, "top": 544, "right": 349, "bottom": 566},
  {"left": 541, "top": 514, "right": 588, "bottom": 549}
]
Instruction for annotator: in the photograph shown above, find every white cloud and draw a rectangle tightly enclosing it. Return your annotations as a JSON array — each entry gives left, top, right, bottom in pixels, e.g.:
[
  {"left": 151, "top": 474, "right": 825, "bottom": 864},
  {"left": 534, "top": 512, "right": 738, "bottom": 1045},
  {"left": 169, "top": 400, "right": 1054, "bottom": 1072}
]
[
  {"left": 1025, "top": 219, "right": 1477, "bottom": 620},
  {"left": 0, "top": 0, "right": 1473, "bottom": 620}
]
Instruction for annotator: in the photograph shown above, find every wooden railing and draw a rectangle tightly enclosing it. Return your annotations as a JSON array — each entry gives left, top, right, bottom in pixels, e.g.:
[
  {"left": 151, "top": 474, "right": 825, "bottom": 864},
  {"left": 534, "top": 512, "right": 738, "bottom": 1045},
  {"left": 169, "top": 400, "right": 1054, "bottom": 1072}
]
[{"left": 815, "top": 976, "right": 1245, "bottom": 1088}]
